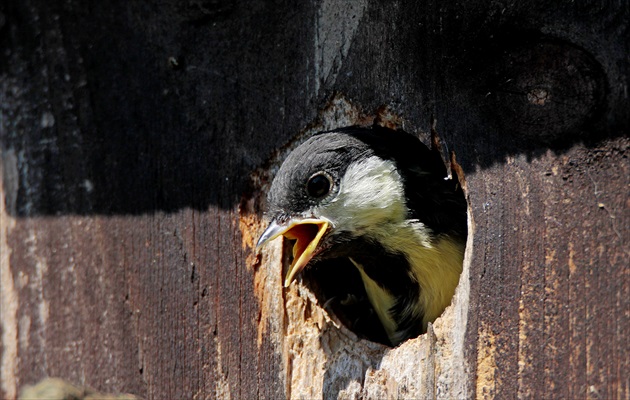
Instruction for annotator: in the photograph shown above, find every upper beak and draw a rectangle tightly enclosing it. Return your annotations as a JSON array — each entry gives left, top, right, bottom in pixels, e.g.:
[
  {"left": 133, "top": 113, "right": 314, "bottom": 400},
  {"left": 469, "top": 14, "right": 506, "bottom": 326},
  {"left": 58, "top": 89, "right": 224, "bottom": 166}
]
[{"left": 257, "top": 218, "right": 330, "bottom": 287}]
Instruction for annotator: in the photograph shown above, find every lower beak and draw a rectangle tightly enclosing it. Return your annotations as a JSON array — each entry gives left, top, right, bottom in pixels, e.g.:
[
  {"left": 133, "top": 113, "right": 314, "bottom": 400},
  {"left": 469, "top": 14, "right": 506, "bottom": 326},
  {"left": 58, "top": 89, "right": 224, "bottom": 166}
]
[{"left": 257, "top": 218, "right": 330, "bottom": 287}]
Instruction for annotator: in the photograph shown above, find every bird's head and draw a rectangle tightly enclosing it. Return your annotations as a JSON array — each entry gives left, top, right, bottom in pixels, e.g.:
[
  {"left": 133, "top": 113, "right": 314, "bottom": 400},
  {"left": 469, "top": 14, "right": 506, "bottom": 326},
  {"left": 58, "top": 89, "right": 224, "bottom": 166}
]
[{"left": 257, "top": 127, "right": 412, "bottom": 287}]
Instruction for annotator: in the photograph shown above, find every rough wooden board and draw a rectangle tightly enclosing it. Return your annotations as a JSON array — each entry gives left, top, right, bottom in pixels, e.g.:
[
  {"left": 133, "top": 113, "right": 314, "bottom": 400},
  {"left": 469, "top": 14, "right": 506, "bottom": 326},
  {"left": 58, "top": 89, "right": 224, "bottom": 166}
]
[
  {"left": 1, "top": 0, "right": 628, "bottom": 399},
  {"left": 466, "top": 139, "right": 629, "bottom": 399},
  {"left": 1, "top": 0, "right": 304, "bottom": 397}
]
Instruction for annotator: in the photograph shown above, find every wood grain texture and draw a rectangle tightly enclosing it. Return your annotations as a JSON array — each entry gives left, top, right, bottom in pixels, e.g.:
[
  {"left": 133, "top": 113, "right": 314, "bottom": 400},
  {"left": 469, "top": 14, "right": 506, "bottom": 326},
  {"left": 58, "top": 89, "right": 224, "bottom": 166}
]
[
  {"left": 1, "top": 0, "right": 628, "bottom": 399},
  {"left": 466, "top": 141, "right": 629, "bottom": 399}
]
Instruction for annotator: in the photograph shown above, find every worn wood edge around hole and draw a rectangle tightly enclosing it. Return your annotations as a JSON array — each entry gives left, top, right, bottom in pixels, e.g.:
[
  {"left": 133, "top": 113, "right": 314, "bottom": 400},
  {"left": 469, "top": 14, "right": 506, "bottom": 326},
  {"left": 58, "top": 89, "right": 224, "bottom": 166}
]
[
  {"left": 434, "top": 150, "right": 474, "bottom": 398},
  {"left": 238, "top": 94, "right": 474, "bottom": 398}
]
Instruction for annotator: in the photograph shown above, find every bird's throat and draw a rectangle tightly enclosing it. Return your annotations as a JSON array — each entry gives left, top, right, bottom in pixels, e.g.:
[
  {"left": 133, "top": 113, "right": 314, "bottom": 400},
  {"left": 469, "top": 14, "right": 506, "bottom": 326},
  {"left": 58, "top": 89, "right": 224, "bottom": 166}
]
[{"left": 349, "top": 258, "right": 399, "bottom": 342}]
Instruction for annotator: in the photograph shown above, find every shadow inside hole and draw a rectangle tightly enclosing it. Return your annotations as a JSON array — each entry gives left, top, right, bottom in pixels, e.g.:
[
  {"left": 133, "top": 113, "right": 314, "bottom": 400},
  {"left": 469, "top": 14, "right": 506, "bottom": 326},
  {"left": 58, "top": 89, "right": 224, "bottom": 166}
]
[
  {"left": 300, "top": 257, "right": 391, "bottom": 346},
  {"left": 280, "top": 241, "right": 382, "bottom": 342}
]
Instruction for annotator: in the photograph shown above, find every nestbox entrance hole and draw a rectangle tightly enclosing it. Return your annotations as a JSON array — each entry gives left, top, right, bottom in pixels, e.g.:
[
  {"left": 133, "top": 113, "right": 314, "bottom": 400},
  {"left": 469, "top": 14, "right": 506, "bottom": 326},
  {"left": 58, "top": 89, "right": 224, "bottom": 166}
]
[{"left": 280, "top": 133, "right": 468, "bottom": 347}]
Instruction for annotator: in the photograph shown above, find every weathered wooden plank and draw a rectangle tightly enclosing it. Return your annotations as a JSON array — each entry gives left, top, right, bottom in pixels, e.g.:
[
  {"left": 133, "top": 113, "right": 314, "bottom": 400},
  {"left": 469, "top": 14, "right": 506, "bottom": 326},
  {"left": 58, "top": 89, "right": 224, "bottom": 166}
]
[
  {"left": 1, "top": 0, "right": 305, "bottom": 396},
  {"left": 466, "top": 141, "right": 629, "bottom": 399}
]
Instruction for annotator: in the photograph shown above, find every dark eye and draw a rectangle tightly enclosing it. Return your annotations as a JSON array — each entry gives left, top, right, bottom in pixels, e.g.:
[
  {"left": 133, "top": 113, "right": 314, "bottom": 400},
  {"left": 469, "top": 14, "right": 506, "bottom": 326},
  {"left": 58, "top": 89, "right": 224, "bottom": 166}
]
[{"left": 306, "top": 172, "right": 332, "bottom": 198}]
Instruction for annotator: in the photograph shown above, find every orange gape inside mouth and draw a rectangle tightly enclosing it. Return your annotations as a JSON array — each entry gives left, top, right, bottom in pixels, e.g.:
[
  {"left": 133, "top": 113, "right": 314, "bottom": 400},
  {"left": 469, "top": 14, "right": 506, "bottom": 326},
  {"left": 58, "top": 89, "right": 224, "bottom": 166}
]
[{"left": 282, "top": 220, "right": 329, "bottom": 287}]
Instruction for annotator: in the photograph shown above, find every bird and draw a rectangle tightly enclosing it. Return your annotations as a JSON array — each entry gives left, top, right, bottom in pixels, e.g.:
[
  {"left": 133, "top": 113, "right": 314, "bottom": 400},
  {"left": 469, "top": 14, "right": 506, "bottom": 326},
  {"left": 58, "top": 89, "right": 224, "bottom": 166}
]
[{"left": 257, "top": 125, "right": 467, "bottom": 346}]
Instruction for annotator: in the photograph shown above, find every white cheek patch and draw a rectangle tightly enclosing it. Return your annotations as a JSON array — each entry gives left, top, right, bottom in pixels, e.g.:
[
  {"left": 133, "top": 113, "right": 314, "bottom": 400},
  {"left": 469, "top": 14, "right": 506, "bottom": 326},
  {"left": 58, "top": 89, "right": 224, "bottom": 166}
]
[{"left": 316, "top": 156, "right": 407, "bottom": 234}]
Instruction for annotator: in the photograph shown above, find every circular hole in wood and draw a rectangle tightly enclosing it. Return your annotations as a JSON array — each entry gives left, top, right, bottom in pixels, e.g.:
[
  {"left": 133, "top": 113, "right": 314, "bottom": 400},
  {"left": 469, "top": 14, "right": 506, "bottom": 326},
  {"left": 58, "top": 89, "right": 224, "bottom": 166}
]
[{"left": 279, "top": 129, "right": 469, "bottom": 347}]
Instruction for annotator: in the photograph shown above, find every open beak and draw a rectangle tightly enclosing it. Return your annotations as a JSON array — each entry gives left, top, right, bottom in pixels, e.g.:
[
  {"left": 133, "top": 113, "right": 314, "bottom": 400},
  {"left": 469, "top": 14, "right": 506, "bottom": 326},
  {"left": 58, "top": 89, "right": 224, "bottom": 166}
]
[{"left": 257, "top": 218, "right": 330, "bottom": 287}]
